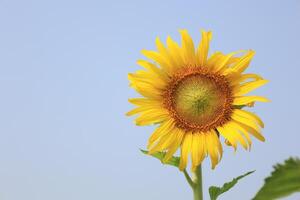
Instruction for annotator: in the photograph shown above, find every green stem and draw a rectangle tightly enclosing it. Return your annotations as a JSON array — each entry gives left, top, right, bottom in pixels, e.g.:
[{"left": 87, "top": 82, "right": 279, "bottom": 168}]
[
  {"left": 183, "top": 165, "right": 203, "bottom": 200},
  {"left": 183, "top": 169, "right": 195, "bottom": 188},
  {"left": 193, "top": 165, "right": 203, "bottom": 200}
]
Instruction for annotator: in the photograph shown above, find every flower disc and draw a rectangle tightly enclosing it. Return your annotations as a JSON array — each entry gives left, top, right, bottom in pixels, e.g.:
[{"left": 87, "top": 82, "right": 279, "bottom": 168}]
[{"left": 164, "top": 68, "right": 233, "bottom": 132}]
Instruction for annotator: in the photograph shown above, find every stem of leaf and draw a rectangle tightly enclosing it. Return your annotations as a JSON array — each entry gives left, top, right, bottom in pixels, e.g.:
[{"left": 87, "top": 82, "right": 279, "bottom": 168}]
[
  {"left": 183, "top": 169, "right": 195, "bottom": 188},
  {"left": 183, "top": 165, "right": 203, "bottom": 200}
]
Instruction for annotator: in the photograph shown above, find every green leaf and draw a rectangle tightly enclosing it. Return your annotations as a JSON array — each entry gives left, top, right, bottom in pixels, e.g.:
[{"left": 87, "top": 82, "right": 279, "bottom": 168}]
[
  {"left": 209, "top": 171, "right": 255, "bottom": 200},
  {"left": 233, "top": 105, "right": 246, "bottom": 109},
  {"left": 140, "top": 149, "right": 180, "bottom": 168},
  {"left": 253, "top": 157, "right": 300, "bottom": 200}
]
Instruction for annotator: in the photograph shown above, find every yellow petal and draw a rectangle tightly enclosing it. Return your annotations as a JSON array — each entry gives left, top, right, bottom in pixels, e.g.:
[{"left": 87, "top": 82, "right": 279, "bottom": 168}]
[
  {"left": 225, "top": 50, "right": 255, "bottom": 74},
  {"left": 141, "top": 50, "right": 172, "bottom": 74},
  {"left": 229, "top": 122, "right": 252, "bottom": 148},
  {"left": 136, "top": 60, "right": 169, "bottom": 81},
  {"left": 126, "top": 104, "right": 162, "bottom": 116},
  {"left": 232, "top": 111, "right": 259, "bottom": 130},
  {"left": 130, "top": 83, "right": 162, "bottom": 99},
  {"left": 128, "top": 98, "right": 161, "bottom": 106},
  {"left": 155, "top": 37, "right": 169, "bottom": 58},
  {"left": 224, "top": 122, "right": 249, "bottom": 150},
  {"left": 234, "top": 109, "right": 264, "bottom": 128},
  {"left": 234, "top": 79, "right": 269, "bottom": 96},
  {"left": 135, "top": 109, "right": 169, "bottom": 126},
  {"left": 210, "top": 130, "right": 223, "bottom": 159},
  {"left": 155, "top": 37, "right": 178, "bottom": 70},
  {"left": 129, "top": 70, "right": 166, "bottom": 87},
  {"left": 148, "top": 118, "right": 175, "bottom": 148},
  {"left": 197, "top": 30, "right": 212, "bottom": 66},
  {"left": 233, "top": 96, "right": 270, "bottom": 105},
  {"left": 148, "top": 129, "right": 176, "bottom": 154},
  {"left": 166, "top": 36, "right": 184, "bottom": 68},
  {"left": 235, "top": 121, "right": 265, "bottom": 142},
  {"left": 128, "top": 73, "right": 165, "bottom": 90},
  {"left": 229, "top": 73, "right": 263, "bottom": 86},
  {"left": 163, "top": 129, "right": 185, "bottom": 162},
  {"left": 227, "top": 56, "right": 241, "bottom": 66},
  {"left": 206, "top": 52, "right": 221, "bottom": 67},
  {"left": 212, "top": 51, "right": 240, "bottom": 72},
  {"left": 217, "top": 126, "right": 237, "bottom": 150},
  {"left": 179, "top": 132, "right": 193, "bottom": 171},
  {"left": 206, "top": 130, "right": 222, "bottom": 169},
  {"left": 180, "top": 29, "right": 196, "bottom": 65},
  {"left": 191, "top": 133, "right": 205, "bottom": 170}
]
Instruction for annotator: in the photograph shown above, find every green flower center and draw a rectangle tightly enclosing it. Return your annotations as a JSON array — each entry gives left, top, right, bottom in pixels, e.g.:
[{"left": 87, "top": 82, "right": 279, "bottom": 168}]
[
  {"left": 164, "top": 68, "right": 233, "bottom": 132},
  {"left": 174, "top": 75, "right": 225, "bottom": 127}
]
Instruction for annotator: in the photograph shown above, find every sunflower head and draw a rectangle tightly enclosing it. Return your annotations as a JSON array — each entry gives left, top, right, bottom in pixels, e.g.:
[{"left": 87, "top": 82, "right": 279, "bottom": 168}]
[{"left": 127, "top": 30, "right": 269, "bottom": 171}]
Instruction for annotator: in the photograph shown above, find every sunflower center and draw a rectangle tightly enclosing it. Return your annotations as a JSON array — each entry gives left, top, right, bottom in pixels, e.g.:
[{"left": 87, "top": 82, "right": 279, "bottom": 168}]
[
  {"left": 174, "top": 75, "right": 223, "bottom": 124},
  {"left": 164, "top": 67, "right": 233, "bottom": 132}
]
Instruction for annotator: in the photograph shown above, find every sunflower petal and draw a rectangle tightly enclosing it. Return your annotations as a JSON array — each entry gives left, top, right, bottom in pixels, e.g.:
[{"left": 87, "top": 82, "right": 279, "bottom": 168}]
[
  {"left": 130, "top": 83, "right": 162, "bottom": 99},
  {"left": 217, "top": 126, "right": 238, "bottom": 150},
  {"left": 235, "top": 121, "right": 265, "bottom": 142},
  {"left": 206, "top": 130, "right": 223, "bottom": 169},
  {"left": 128, "top": 73, "right": 166, "bottom": 90},
  {"left": 128, "top": 98, "right": 160, "bottom": 106},
  {"left": 212, "top": 51, "right": 241, "bottom": 72},
  {"left": 191, "top": 133, "right": 206, "bottom": 171},
  {"left": 206, "top": 52, "right": 223, "bottom": 68},
  {"left": 197, "top": 30, "right": 212, "bottom": 66},
  {"left": 141, "top": 50, "right": 172, "bottom": 74},
  {"left": 234, "top": 109, "right": 264, "bottom": 128},
  {"left": 155, "top": 37, "right": 178, "bottom": 70},
  {"left": 224, "top": 122, "right": 249, "bottom": 150},
  {"left": 148, "top": 130, "right": 176, "bottom": 154},
  {"left": 225, "top": 50, "right": 255, "bottom": 74},
  {"left": 233, "top": 96, "right": 270, "bottom": 105},
  {"left": 179, "top": 132, "right": 193, "bottom": 171},
  {"left": 231, "top": 111, "right": 260, "bottom": 131},
  {"left": 135, "top": 109, "right": 169, "bottom": 126},
  {"left": 180, "top": 29, "right": 196, "bottom": 65},
  {"left": 148, "top": 118, "right": 175, "bottom": 148},
  {"left": 234, "top": 79, "right": 269, "bottom": 96},
  {"left": 230, "top": 73, "right": 263, "bottom": 86},
  {"left": 166, "top": 36, "right": 185, "bottom": 68},
  {"left": 126, "top": 104, "right": 162, "bottom": 116},
  {"left": 230, "top": 122, "right": 252, "bottom": 148},
  {"left": 136, "top": 60, "right": 169, "bottom": 81},
  {"left": 163, "top": 129, "right": 185, "bottom": 162}
]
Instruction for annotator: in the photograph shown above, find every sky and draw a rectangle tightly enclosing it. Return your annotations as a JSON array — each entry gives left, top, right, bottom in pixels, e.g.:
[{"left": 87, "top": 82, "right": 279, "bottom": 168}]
[{"left": 0, "top": 0, "right": 299, "bottom": 200}]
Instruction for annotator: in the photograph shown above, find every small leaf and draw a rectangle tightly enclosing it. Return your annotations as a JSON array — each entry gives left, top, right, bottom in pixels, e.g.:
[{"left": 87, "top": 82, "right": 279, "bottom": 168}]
[
  {"left": 140, "top": 149, "right": 180, "bottom": 167},
  {"left": 209, "top": 171, "right": 255, "bottom": 200},
  {"left": 233, "top": 105, "right": 247, "bottom": 109},
  {"left": 253, "top": 157, "right": 300, "bottom": 200}
]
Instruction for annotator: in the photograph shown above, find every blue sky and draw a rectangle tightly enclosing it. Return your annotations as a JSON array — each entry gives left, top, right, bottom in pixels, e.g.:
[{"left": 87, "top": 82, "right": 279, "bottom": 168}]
[{"left": 0, "top": 0, "right": 299, "bottom": 199}]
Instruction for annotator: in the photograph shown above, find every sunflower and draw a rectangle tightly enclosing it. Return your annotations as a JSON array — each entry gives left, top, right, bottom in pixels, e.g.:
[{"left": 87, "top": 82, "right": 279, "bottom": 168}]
[{"left": 127, "top": 30, "right": 268, "bottom": 171}]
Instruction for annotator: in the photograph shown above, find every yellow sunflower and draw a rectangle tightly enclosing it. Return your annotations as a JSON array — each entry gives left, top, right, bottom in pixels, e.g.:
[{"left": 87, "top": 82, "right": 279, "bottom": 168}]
[{"left": 127, "top": 30, "right": 269, "bottom": 171}]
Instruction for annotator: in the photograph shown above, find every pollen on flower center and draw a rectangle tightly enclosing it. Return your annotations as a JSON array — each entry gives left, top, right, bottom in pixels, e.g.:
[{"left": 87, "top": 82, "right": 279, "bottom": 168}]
[{"left": 163, "top": 67, "right": 233, "bottom": 132}]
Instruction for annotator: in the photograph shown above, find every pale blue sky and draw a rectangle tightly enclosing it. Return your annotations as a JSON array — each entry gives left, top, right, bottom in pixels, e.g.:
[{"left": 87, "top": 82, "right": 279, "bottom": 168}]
[{"left": 0, "top": 0, "right": 299, "bottom": 200}]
